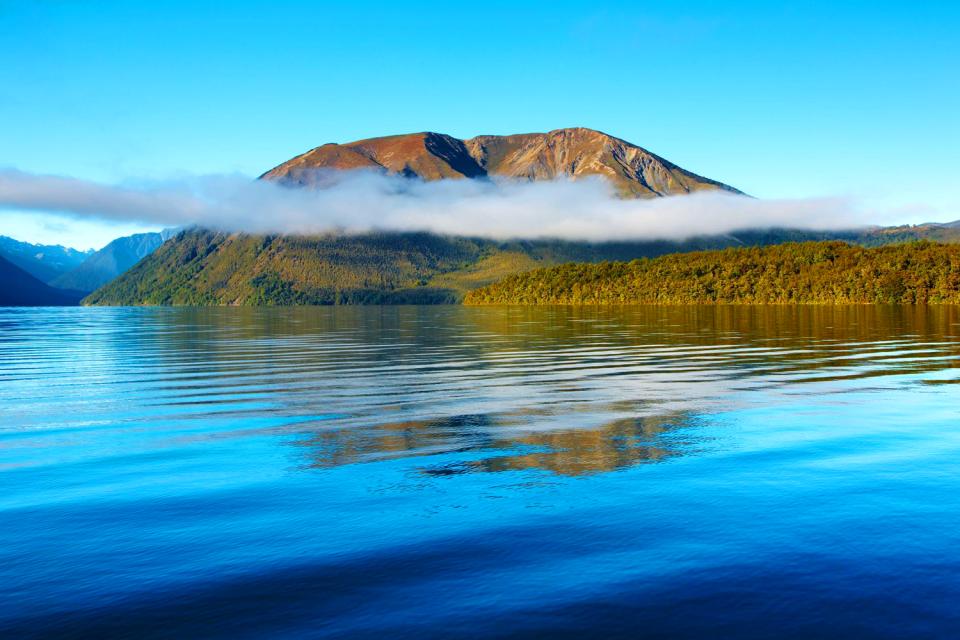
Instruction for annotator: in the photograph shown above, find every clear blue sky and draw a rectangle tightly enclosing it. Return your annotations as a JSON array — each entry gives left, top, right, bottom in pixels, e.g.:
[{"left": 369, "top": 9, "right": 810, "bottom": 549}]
[{"left": 1, "top": 0, "right": 958, "bottom": 248}]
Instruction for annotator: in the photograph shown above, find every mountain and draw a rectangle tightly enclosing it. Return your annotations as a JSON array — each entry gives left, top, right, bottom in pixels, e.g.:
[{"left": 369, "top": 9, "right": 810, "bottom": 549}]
[
  {"left": 261, "top": 128, "right": 742, "bottom": 197},
  {"left": 464, "top": 241, "right": 960, "bottom": 305},
  {"left": 82, "top": 126, "right": 959, "bottom": 306},
  {"left": 87, "top": 128, "right": 751, "bottom": 305},
  {"left": 53, "top": 229, "right": 177, "bottom": 292},
  {"left": 0, "top": 255, "right": 86, "bottom": 306},
  {"left": 0, "top": 236, "right": 93, "bottom": 283}
]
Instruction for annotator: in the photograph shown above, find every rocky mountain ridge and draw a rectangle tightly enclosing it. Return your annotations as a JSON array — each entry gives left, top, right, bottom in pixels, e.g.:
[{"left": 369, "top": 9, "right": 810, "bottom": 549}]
[{"left": 261, "top": 128, "right": 742, "bottom": 198}]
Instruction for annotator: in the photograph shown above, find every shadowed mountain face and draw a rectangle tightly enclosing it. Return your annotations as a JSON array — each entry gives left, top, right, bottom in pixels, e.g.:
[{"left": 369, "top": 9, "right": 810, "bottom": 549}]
[
  {"left": 0, "top": 255, "right": 85, "bottom": 306},
  {"left": 53, "top": 229, "right": 176, "bottom": 293},
  {"left": 260, "top": 128, "right": 742, "bottom": 197}
]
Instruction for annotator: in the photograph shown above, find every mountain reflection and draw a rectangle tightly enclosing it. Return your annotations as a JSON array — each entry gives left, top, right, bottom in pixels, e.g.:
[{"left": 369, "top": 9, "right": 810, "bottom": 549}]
[
  {"left": 477, "top": 414, "right": 686, "bottom": 475},
  {"left": 296, "top": 412, "right": 692, "bottom": 476}
]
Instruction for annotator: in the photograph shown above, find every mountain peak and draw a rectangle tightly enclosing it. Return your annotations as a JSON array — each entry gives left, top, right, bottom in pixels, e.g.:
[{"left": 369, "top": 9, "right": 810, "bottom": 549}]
[
  {"left": 261, "top": 129, "right": 741, "bottom": 197},
  {"left": 546, "top": 126, "right": 614, "bottom": 137}
]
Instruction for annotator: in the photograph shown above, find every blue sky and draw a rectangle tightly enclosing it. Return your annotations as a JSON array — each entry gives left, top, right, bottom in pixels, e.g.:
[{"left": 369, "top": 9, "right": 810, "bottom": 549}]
[{"left": 1, "top": 0, "right": 958, "bottom": 248}]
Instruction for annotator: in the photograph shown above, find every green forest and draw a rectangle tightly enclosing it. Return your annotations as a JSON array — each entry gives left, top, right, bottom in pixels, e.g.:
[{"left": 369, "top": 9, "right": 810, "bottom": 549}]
[
  {"left": 86, "top": 226, "right": 960, "bottom": 306},
  {"left": 464, "top": 241, "right": 960, "bottom": 305}
]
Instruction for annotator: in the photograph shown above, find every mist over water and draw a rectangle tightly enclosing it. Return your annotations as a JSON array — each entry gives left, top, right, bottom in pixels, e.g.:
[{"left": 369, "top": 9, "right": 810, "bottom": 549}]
[{"left": 2, "top": 305, "right": 959, "bottom": 638}]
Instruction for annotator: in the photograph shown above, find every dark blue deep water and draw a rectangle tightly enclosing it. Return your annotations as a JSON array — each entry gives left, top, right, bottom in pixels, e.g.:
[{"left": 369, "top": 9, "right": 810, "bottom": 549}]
[{"left": 1, "top": 306, "right": 959, "bottom": 639}]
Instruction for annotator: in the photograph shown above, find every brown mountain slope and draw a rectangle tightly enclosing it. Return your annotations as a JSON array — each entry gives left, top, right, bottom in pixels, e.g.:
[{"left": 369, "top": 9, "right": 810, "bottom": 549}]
[{"left": 260, "top": 128, "right": 741, "bottom": 197}]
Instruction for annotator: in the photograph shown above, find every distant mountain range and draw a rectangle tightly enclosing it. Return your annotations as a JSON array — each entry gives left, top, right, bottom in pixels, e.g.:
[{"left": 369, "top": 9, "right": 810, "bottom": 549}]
[
  {"left": 262, "top": 128, "right": 742, "bottom": 197},
  {"left": 0, "top": 229, "right": 176, "bottom": 307},
  {"left": 52, "top": 229, "right": 177, "bottom": 292},
  {"left": 0, "top": 255, "right": 85, "bottom": 306},
  {"left": 0, "top": 236, "right": 92, "bottom": 283}
]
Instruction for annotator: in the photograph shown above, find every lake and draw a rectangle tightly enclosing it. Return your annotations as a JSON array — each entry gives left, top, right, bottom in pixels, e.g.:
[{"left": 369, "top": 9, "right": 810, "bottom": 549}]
[{"left": 1, "top": 305, "right": 959, "bottom": 638}]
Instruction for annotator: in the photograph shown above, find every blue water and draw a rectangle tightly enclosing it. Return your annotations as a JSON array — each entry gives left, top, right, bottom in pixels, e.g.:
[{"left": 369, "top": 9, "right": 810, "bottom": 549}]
[{"left": 1, "top": 305, "right": 959, "bottom": 638}]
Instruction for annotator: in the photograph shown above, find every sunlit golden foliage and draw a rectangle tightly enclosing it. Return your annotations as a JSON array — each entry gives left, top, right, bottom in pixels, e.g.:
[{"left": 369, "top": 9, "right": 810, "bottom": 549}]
[{"left": 465, "top": 241, "right": 960, "bottom": 305}]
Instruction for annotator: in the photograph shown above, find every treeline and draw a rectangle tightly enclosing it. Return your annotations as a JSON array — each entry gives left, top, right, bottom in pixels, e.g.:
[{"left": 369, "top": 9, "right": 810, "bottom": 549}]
[{"left": 464, "top": 241, "right": 960, "bottom": 305}]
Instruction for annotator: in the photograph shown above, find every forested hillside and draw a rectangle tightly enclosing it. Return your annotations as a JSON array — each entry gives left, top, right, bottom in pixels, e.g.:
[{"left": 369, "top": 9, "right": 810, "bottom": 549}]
[
  {"left": 86, "top": 226, "right": 960, "bottom": 307},
  {"left": 464, "top": 241, "right": 960, "bottom": 305},
  {"left": 82, "top": 229, "right": 774, "bottom": 305}
]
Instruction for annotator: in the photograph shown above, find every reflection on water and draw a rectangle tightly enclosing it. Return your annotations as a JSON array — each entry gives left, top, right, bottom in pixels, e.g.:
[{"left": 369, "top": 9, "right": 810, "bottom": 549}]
[
  {"left": 302, "top": 412, "right": 690, "bottom": 476},
  {"left": 1, "top": 305, "right": 960, "bottom": 638}
]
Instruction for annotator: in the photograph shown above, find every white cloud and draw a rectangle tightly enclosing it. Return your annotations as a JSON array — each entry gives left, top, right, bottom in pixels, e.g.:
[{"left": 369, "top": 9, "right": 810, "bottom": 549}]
[{"left": 0, "top": 168, "right": 877, "bottom": 242}]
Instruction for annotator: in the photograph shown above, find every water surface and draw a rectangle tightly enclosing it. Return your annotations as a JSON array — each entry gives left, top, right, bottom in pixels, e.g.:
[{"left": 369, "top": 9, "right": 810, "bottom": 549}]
[{"left": 2, "top": 306, "right": 959, "bottom": 638}]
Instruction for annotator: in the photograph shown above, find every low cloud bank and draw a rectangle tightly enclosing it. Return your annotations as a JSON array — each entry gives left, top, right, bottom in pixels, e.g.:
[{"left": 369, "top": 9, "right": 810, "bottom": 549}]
[{"left": 0, "top": 169, "right": 872, "bottom": 242}]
